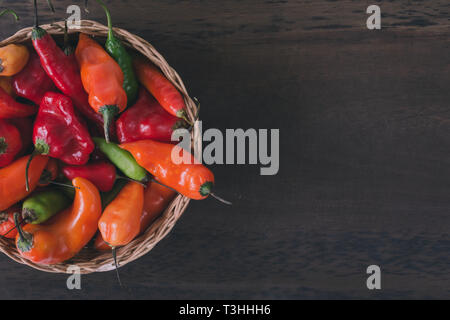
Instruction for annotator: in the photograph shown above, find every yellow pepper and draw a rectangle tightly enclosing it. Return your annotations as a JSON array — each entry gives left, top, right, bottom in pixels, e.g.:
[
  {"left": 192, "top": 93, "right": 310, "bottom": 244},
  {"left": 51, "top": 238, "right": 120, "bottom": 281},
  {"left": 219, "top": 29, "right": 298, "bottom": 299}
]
[{"left": 0, "top": 44, "right": 29, "bottom": 76}]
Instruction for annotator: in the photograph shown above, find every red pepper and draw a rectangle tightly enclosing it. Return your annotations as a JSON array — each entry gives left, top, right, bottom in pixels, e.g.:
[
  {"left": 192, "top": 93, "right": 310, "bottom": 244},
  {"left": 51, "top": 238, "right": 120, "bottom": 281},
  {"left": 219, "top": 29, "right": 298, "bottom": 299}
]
[
  {"left": 7, "top": 117, "right": 33, "bottom": 155},
  {"left": 62, "top": 161, "right": 116, "bottom": 192},
  {"left": 31, "top": 21, "right": 104, "bottom": 129},
  {"left": 12, "top": 52, "right": 56, "bottom": 105},
  {"left": 116, "top": 88, "right": 188, "bottom": 144},
  {"left": 0, "top": 119, "right": 22, "bottom": 168},
  {"left": 32, "top": 92, "right": 94, "bottom": 165},
  {"left": 0, "top": 87, "right": 38, "bottom": 119},
  {"left": 0, "top": 205, "right": 20, "bottom": 239}
]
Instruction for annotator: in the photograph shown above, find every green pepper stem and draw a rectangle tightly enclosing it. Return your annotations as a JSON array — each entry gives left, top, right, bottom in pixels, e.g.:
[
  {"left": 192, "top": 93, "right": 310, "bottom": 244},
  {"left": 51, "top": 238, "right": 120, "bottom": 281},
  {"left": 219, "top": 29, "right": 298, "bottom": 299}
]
[
  {"left": 33, "top": 0, "right": 54, "bottom": 28},
  {"left": 0, "top": 137, "right": 7, "bottom": 155},
  {"left": 111, "top": 246, "right": 123, "bottom": 287},
  {"left": 150, "top": 178, "right": 179, "bottom": 194},
  {"left": 85, "top": 0, "right": 114, "bottom": 40},
  {"left": 0, "top": 9, "right": 19, "bottom": 21},
  {"left": 14, "top": 213, "right": 33, "bottom": 252},
  {"left": 116, "top": 175, "right": 147, "bottom": 188},
  {"left": 25, "top": 152, "right": 37, "bottom": 192},
  {"left": 210, "top": 193, "right": 232, "bottom": 205},
  {"left": 63, "top": 19, "right": 74, "bottom": 56},
  {"left": 0, "top": 215, "right": 26, "bottom": 239}
]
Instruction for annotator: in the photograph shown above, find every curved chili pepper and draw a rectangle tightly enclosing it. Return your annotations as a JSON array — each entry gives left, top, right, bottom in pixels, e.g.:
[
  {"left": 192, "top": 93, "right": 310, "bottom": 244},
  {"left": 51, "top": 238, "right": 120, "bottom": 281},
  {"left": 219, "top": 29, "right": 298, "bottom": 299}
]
[
  {"left": 32, "top": 92, "right": 94, "bottom": 165},
  {"left": 31, "top": 1, "right": 104, "bottom": 129},
  {"left": 7, "top": 117, "right": 33, "bottom": 155},
  {"left": 76, "top": 33, "right": 127, "bottom": 143},
  {"left": 62, "top": 161, "right": 116, "bottom": 192},
  {"left": 12, "top": 52, "right": 56, "bottom": 105},
  {"left": 133, "top": 55, "right": 189, "bottom": 123},
  {"left": 0, "top": 205, "right": 20, "bottom": 239},
  {"left": 37, "top": 158, "right": 58, "bottom": 187},
  {"left": 15, "top": 177, "right": 102, "bottom": 265},
  {"left": 0, "top": 119, "right": 22, "bottom": 168},
  {"left": 87, "top": 0, "right": 138, "bottom": 106},
  {"left": 116, "top": 88, "right": 188, "bottom": 144},
  {"left": 98, "top": 181, "right": 144, "bottom": 247},
  {"left": 0, "top": 87, "right": 38, "bottom": 119},
  {"left": 95, "top": 179, "right": 176, "bottom": 251},
  {"left": 93, "top": 137, "right": 148, "bottom": 183},
  {"left": 121, "top": 140, "right": 214, "bottom": 200},
  {"left": 0, "top": 154, "right": 48, "bottom": 211},
  {"left": 0, "top": 77, "right": 14, "bottom": 96},
  {"left": 22, "top": 189, "right": 71, "bottom": 224}
]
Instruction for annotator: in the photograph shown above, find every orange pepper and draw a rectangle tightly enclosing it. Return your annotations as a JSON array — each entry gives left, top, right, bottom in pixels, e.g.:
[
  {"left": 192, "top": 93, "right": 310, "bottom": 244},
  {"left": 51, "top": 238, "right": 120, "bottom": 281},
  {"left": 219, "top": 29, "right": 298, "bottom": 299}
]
[
  {"left": 94, "top": 180, "right": 175, "bottom": 251},
  {"left": 133, "top": 56, "right": 188, "bottom": 122},
  {"left": 0, "top": 44, "right": 29, "bottom": 76},
  {"left": 98, "top": 181, "right": 144, "bottom": 247},
  {"left": 15, "top": 177, "right": 102, "bottom": 265},
  {"left": 75, "top": 33, "right": 127, "bottom": 143},
  {"left": 37, "top": 158, "right": 59, "bottom": 187},
  {"left": 120, "top": 140, "right": 215, "bottom": 200},
  {"left": 0, "top": 154, "right": 48, "bottom": 211},
  {"left": 0, "top": 77, "right": 14, "bottom": 96}
]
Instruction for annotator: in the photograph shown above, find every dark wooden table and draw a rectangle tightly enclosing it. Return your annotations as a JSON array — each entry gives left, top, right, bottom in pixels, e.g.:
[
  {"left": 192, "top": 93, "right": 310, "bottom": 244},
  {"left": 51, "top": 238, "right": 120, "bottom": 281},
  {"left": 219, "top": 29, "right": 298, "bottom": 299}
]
[{"left": 0, "top": 0, "right": 449, "bottom": 299}]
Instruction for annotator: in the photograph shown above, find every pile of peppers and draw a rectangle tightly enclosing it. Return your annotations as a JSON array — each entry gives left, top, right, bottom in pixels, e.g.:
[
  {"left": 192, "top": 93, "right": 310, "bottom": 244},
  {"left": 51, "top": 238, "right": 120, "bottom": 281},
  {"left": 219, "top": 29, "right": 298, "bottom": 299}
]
[{"left": 0, "top": 1, "right": 225, "bottom": 271}]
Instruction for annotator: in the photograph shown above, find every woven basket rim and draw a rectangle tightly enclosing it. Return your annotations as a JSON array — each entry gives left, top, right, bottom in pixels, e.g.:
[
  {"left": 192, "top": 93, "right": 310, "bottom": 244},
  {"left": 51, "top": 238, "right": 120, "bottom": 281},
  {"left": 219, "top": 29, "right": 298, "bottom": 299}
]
[{"left": 0, "top": 20, "right": 198, "bottom": 274}]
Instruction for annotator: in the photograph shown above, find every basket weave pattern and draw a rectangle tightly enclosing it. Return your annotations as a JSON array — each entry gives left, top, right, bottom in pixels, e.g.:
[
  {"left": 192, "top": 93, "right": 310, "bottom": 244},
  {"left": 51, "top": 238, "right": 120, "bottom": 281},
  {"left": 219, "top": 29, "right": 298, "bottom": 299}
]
[{"left": 0, "top": 20, "right": 198, "bottom": 274}]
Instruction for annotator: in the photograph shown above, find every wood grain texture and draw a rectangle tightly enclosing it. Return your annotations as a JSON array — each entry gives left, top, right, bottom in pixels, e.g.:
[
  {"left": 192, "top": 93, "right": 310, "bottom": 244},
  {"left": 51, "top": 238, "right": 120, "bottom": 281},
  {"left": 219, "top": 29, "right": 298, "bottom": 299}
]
[{"left": 0, "top": 0, "right": 449, "bottom": 299}]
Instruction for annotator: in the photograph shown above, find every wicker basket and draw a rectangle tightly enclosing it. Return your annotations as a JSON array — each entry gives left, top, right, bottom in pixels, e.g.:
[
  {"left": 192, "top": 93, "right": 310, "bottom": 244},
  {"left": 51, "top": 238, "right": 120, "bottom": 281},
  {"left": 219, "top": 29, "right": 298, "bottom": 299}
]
[{"left": 0, "top": 20, "right": 199, "bottom": 274}]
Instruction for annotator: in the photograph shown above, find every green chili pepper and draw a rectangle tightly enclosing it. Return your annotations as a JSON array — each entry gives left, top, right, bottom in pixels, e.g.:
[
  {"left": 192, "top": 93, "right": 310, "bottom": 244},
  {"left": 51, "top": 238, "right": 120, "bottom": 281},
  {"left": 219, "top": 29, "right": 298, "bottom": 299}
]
[
  {"left": 93, "top": 137, "right": 148, "bottom": 183},
  {"left": 86, "top": 0, "right": 138, "bottom": 106},
  {"left": 101, "top": 179, "right": 127, "bottom": 209},
  {"left": 22, "top": 189, "right": 71, "bottom": 224}
]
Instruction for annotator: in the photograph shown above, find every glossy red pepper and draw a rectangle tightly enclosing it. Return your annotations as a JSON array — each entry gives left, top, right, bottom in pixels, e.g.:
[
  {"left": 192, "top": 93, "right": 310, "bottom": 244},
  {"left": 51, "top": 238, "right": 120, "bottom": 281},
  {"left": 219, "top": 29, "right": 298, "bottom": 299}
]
[
  {"left": 62, "top": 161, "right": 116, "bottom": 192},
  {"left": 12, "top": 52, "right": 56, "bottom": 105},
  {"left": 116, "top": 88, "right": 188, "bottom": 144},
  {"left": 32, "top": 92, "right": 94, "bottom": 165},
  {"left": 0, "top": 87, "right": 38, "bottom": 119},
  {"left": 0, "top": 205, "right": 20, "bottom": 239},
  {"left": 31, "top": 6, "right": 104, "bottom": 130},
  {"left": 0, "top": 119, "right": 22, "bottom": 167}
]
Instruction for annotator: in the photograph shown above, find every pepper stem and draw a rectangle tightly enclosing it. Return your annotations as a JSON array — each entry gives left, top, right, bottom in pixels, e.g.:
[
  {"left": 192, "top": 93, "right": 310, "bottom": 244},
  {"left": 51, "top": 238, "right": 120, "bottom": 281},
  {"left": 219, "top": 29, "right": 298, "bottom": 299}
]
[
  {"left": 63, "top": 19, "right": 74, "bottom": 56},
  {"left": 111, "top": 246, "right": 123, "bottom": 287},
  {"left": 210, "top": 193, "right": 232, "bottom": 205},
  {"left": 33, "top": 0, "right": 55, "bottom": 28},
  {"left": 176, "top": 109, "right": 193, "bottom": 126},
  {"left": 14, "top": 213, "right": 33, "bottom": 253},
  {"left": 0, "top": 214, "right": 26, "bottom": 239},
  {"left": 100, "top": 105, "right": 119, "bottom": 144},
  {"left": 87, "top": 0, "right": 114, "bottom": 40},
  {"left": 116, "top": 175, "right": 147, "bottom": 188},
  {"left": 25, "top": 152, "right": 37, "bottom": 192},
  {"left": 0, "top": 9, "right": 19, "bottom": 21},
  {"left": 150, "top": 178, "right": 179, "bottom": 194},
  {"left": 0, "top": 137, "right": 7, "bottom": 155}
]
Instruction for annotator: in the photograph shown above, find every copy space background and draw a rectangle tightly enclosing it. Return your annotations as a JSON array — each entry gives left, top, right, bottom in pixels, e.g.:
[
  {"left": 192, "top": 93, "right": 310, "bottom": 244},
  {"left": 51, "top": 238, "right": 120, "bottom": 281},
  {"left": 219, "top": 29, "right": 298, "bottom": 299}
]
[{"left": 0, "top": 0, "right": 449, "bottom": 299}]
